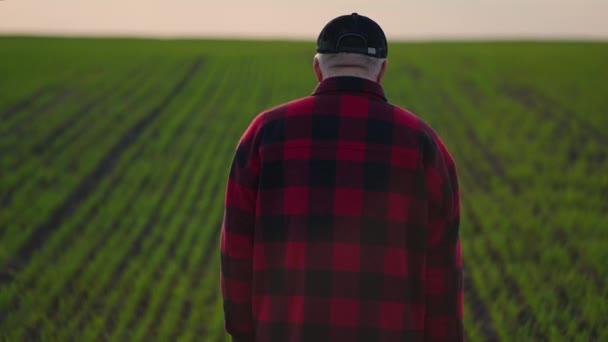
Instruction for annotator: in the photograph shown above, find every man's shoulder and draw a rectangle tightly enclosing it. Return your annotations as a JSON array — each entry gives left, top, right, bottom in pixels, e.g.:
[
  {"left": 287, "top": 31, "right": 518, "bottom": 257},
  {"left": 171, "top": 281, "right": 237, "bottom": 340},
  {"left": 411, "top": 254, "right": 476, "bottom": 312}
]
[
  {"left": 395, "top": 106, "right": 454, "bottom": 163},
  {"left": 390, "top": 105, "right": 452, "bottom": 157},
  {"left": 257, "top": 97, "right": 424, "bottom": 125},
  {"left": 245, "top": 96, "right": 445, "bottom": 148},
  {"left": 390, "top": 104, "right": 420, "bottom": 125},
  {"left": 390, "top": 104, "right": 434, "bottom": 135},
  {"left": 238, "top": 96, "right": 314, "bottom": 145}
]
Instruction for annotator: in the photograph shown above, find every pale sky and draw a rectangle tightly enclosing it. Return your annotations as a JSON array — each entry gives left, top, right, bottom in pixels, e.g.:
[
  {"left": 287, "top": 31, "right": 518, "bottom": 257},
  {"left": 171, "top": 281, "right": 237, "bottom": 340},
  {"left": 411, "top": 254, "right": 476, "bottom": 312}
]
[{"left": 1, "top": 0, "right": 607, "bottom": 40}]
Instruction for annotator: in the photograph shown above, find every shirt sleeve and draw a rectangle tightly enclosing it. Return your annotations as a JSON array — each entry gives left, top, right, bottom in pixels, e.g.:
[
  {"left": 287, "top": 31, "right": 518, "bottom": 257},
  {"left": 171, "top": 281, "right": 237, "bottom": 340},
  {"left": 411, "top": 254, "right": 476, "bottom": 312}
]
[
  {"left": 422, "top": 131, "right": 464, "bottom": 341},
  {"left": 220, "top": 116, "right": 263, "bottom": 342}
]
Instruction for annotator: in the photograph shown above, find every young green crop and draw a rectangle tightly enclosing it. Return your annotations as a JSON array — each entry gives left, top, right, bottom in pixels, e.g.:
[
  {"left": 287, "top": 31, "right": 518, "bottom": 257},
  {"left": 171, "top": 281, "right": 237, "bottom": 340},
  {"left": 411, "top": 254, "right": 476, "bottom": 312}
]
[{"left": 0, "top": 37, "right": 606, "bottom": 341}]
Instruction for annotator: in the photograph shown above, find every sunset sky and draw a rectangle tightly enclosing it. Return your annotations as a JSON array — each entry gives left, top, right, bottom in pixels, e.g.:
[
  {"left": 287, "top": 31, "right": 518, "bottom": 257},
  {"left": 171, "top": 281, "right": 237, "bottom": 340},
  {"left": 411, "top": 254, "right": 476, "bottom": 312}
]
[{"left": 1, "top": 0, "right": 607, "bottom": 40}]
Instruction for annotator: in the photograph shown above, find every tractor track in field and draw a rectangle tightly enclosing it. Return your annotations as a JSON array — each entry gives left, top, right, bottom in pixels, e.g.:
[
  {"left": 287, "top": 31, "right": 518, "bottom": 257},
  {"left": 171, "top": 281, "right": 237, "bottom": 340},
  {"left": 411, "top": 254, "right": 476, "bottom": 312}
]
[
  {"left": 38, "top": 68, "right": 156, "bottom": 165},
  {"left": 446, "top": 148, "right": 510, "bottom": 341},
  {"left": 459, "top": 141, "right": 601, "bottom": 339},
  {"left": 462, "top": 79, "right": 606, "bottom": 168},
  {"left": 0, "top": 88, "right": 75, "bottom": 137},
  {"left": 141, "top": 145, "right": 217, "bottom": 340},
  {"left": 200, "top": 184, "right": 224, "bottom": 271},
  {"left": 94, "top": 78, "right": 227, "bottom": 337},
  {"left": 551, "top": 226, "right": 604, "bottom": 293},
  {"left": 442, "top": 80, "right": 592, "bottom": 338},
  {"left": 465, "top": 207, "right": 548, "bottom": 341},
  {"left": 5, "top": 65, "right": 198, "bottom": 329},
  {"left": 457, "top": 131, "right": 599, "bottom": 338},
  {"left": 40, "top": 68, "right": 152, "bottom": 152},
  {"left": 464, "top": 125, "right": 520, "bottom": 195},
  {"left": 555, "top": 287, "right": 599, "bottom": 340},
  {"left": 43, "top": 143, "right": 150, "bottom": 314},
  {"left": 442, "top": 90, "right": 521, "bottom": 195},
  {"left": 400, "top": 65, "right": 423, "bottom": 82},
  {"left": 2, "top": 143, "right": 148, "bottom": 321},
  {"left": 508, "top": 220, "right": 598, "bottom": 340},
  {"left": 178, "top": 63, "right": 259, "bottom": 324},
  {"left": 102, "top": 62, "right": 216, "bottom": 288},
  {"left": 169, "top": 184, "right": 224, "bottom": 341},
  {"left": 0, "top": 68, "right": 155, "bottom": 209},
  {"left": 110, "top": 130, "right": 210, "bottom": 339},
  {"left": 98, "top": 173, "right": 188, "bottom": 336},
  {"left": 194, "top": 216, "right": 224, "bottom": 339},
  {"left": 33, "top": 100, "right": 104, "bottom": 154},
  {"left": 463, "top": 271, "right": 500, "bottom": 341},
  {"left": 435, "top": 92, "right": 549, "bottom": 339},
  {"left": 458, "top": 83, "right": 604, "bottom": 336},
  {"left": 142, "top": 185, "right": 208, "bottom": 340},
  {"left": 509, "top": 83, "right": 607, "bottom": 167},
  {"left": 458, "top": 78, "right": 487, "bottom": 109},
  {"left": 38, "top": 72, "right": 177, "bottom": 174},
  {"left": 97, "top": 117, "right": 205, "bottom": 337},
  {"left": 48, "top": 182, "right": 147, "bottom": 312},
  {"left": 502, "top": 83, "right": 608, "bottom": 147},
  {"left": 412, "top": 92, "right": 502, "bottom": 340},
  {"left": 169, "top": 181, "right": 223, "bottom": 341},
  {"left": 459, "top": 80, "right": 606, "bottom": 293},
  {"left": 94, "top": 63, "right": 234, "bottom": 339},
  {"left": 67, "top": 177, "right": 158, "bottom": 336},
  {"left": 0, "top": 77, "right": 143, "bottom": 209},
  {"left": 0, "top": 87, "right": 49, "bottom": 121},
  {"left": 168, "top": 195, "right": 221, "bottom": 340},
  {"left": 460, "top": 140, "right": 603, "bottom": 336},
  {"left": 30, "top": 68, "right": 148, "bottom": 159},
  {"left": 0, "top": 57, "right": 204, "bottom": 280}
]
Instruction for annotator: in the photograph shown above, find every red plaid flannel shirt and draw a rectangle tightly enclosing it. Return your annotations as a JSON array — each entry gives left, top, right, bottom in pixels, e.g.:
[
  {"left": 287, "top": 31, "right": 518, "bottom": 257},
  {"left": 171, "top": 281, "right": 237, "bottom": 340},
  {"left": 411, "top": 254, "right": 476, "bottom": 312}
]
[{"left": 220, "top": 76, "right": 463, "bottom": 341}]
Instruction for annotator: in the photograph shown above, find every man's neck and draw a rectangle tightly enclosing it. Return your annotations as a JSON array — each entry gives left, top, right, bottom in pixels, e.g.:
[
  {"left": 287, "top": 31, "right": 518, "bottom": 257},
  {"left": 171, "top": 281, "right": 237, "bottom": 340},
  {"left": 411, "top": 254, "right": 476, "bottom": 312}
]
[{"left": 322, "top": 72, "right": 378, "bottom": 83}]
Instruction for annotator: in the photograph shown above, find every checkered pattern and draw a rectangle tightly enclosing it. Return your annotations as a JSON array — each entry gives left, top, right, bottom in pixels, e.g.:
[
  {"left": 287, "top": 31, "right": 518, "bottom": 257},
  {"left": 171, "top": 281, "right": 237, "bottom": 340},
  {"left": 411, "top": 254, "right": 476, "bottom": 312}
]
[{"left": 220, "top": 76, "right": 463, "bottom": 341}]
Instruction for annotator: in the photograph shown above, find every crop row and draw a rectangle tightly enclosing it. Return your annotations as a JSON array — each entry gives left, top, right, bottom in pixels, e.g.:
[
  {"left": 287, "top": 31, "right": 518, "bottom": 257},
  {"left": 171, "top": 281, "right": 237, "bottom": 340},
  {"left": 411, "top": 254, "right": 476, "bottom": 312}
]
[
  {"left": 384, "top": 48, "right": 606, "bottom": 341},
  {"left": 1, "top": 39, "right": 606, "bottom": 341}
]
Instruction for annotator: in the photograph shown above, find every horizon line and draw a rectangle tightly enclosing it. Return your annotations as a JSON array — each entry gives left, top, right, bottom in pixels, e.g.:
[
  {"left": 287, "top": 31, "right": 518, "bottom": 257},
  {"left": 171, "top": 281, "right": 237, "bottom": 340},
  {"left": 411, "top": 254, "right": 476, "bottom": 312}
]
[{"left": 2, "top": 31, "right": 607, "bottom": 43}]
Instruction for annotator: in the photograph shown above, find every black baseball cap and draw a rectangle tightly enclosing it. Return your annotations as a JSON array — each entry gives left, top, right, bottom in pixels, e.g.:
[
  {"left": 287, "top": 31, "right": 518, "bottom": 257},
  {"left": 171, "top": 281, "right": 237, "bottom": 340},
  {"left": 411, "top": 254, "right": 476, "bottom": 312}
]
[{"left": 316, "top": 13, "right": 388, "bottom": 58}]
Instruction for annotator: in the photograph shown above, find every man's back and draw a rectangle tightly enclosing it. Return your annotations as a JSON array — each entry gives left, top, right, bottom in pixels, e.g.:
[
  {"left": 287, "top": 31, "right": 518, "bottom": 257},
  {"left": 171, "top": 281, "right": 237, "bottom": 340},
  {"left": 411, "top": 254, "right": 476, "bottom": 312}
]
[{"left": 221, "top": 76, "right": 463, "bottom": 341}]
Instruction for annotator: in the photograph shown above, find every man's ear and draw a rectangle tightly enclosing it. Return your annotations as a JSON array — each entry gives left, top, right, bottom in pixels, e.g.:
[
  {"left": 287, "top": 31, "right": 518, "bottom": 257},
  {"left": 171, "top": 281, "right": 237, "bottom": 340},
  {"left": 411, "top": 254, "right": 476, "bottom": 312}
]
[
  {"left": 313, "top": 56, "right": 323, "bottom": 83},
  {"left": 377, "top": 59, "right": 388, "bottom": 83}
]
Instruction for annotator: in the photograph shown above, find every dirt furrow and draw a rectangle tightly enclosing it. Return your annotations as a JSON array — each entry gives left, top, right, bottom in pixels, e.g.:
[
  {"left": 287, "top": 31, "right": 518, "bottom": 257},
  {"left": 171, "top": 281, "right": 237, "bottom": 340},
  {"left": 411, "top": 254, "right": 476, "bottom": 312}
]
[
  {"left": 1, "top": 57, "right": 204, "bottom": 276},
  {"left": 142, "top": 155, "right": 213, "bottom": 340},
  {"left": 0, "top": 71, "right": 148, "bottom": 209},
  {"left": 466, "top": 207, "right": 548, "bottom": 341},
  {"left": 460, "top": 141, "right": 600, "bottom": 339},
  {"left": 169, "top": 184, "right": 224, "bottom": 340},
  {"left": 167, "top": 182, "right": 223, "bottom": 342},
  {"left": 0, "top": 88, "right": 75, "bottom": 137},
  {"left": 463, "top": 272, "right": 500, "bottom": 342},
  {"left": 30, "top": 68, "right": 147, "bottom": 158},
  {"left": 459, "top": 88, "right": 603, "bottom": 336},
  {"left": 112, "top": 132, "right": 209, "bottom": 339},
  {"left": 0, "top": 87, "right": 48, "bottom": 121},
  {"left": 553, "top": 229, "right": 605, "bottom": 306},
  {"left": 431, "top": 98, "right": 546, "bottom": 339},
  {"left": 503, "top": 83, "right": 608, "bottom": 147},
  {"left": 457, "top": 83, "right": 605, "bottom": 336},
  {"left": 193, "top": 218, "right": 223, "bottom": 339}
]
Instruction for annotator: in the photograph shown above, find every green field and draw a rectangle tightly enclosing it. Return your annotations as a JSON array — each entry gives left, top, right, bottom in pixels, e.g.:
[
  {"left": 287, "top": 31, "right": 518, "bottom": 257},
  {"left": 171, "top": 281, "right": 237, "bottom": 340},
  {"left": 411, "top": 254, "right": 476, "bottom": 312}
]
[{"left": 0, "top": 37, "right": 607, "bottom": 341}]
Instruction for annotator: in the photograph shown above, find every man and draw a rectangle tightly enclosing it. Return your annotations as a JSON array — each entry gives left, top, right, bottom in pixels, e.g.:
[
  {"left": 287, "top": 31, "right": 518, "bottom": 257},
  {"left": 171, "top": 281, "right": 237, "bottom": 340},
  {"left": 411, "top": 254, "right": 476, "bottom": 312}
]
[{"left": 220, "top": 13, "right": 463, "bottom": 342}]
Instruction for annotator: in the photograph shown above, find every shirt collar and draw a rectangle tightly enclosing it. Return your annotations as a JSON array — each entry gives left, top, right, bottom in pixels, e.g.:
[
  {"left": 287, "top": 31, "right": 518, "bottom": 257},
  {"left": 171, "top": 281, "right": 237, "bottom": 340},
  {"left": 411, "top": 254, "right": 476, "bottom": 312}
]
[{"left": 312, "top": 76, "right": 387, "bottom": 102}]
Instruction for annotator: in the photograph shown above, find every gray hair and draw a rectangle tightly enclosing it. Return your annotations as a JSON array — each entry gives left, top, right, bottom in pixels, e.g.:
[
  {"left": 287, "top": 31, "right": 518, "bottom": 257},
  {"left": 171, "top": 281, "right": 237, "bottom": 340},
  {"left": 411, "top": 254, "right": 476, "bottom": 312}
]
[{"left": 316, "top": 53, "right": 386, "bottom": 80}]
